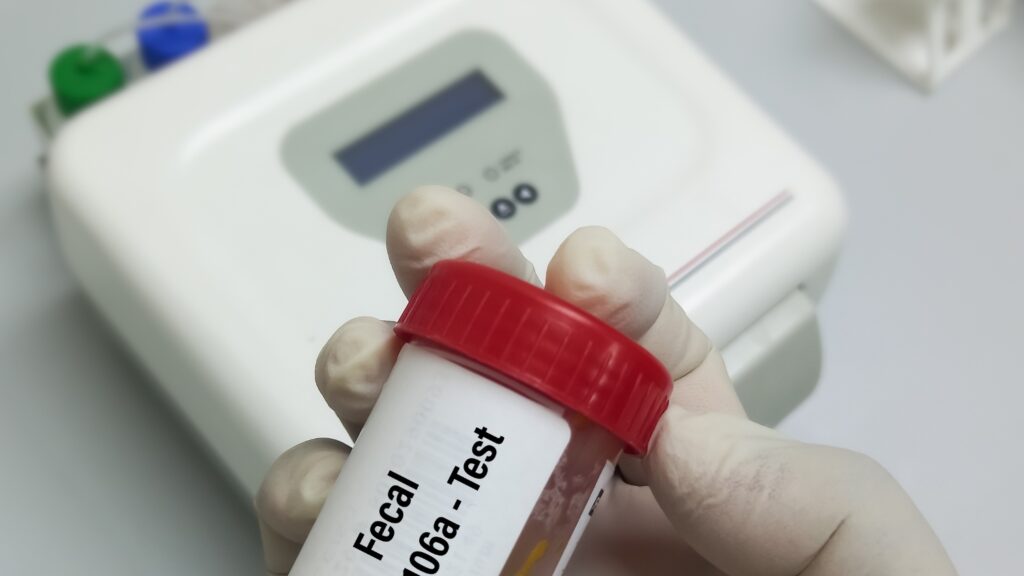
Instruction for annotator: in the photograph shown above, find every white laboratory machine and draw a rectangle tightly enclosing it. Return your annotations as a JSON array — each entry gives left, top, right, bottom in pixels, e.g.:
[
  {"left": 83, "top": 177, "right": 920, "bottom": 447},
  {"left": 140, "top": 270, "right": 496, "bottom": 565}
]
[{"left": 48, "top": 0, "right": 846, "bottom": 495}]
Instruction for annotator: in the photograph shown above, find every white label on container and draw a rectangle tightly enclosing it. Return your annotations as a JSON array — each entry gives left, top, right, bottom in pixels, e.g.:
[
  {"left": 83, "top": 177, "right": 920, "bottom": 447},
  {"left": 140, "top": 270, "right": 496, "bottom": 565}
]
[{"left": 292, "top": 345, "right": 571, "bottom": 576}]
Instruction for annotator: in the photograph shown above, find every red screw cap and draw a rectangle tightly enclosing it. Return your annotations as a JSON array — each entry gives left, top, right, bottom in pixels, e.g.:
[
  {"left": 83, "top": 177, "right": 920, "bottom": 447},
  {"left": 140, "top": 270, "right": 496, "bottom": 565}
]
[{"left": 395, "top": 260, "right": 672, "bottom": 455}]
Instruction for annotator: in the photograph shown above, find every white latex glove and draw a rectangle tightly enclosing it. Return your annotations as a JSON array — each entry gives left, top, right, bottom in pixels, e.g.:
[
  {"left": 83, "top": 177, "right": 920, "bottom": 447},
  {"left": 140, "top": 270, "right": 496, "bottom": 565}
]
[{"left": 255, "top": 186, "right": 956, "bottom": 576}]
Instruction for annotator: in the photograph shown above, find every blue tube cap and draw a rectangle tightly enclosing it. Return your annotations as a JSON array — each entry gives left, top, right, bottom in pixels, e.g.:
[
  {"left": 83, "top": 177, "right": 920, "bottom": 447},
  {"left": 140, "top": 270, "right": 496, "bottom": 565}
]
[{"left": 137, "top": 1, "right": 209, "bottom": 71}]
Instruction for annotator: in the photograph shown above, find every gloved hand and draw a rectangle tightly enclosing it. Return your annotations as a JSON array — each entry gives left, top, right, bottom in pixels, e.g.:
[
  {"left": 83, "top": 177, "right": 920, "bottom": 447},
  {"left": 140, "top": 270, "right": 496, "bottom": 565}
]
[{"left": 255, "top": 186, "right": 956, "bottom": 576}]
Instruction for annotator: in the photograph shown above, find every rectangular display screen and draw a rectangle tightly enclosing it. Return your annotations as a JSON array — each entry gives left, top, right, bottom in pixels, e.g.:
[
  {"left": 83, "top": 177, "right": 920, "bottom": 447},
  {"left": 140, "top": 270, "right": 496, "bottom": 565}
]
[{"left": 335, "top": 70, "right": 504, "bottom": 185}]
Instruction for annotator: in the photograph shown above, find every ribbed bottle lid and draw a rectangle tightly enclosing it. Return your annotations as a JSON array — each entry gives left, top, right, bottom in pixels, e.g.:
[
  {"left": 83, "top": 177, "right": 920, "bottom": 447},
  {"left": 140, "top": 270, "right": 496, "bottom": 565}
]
[
  {"left": 137, "top": 1, "right": 209, "bottom": 71},
  {"left": 49, "top": 45, "right": 125, "bottom": 116},
  {"left": 395, "top": 260, "right": 672, "bottom": 455}
]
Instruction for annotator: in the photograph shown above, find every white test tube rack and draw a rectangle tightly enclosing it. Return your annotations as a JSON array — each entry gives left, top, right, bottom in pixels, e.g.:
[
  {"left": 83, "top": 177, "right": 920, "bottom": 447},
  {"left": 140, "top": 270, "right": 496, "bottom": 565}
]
[{"left": 815, "top": 0, "right": 1014, "bottom": 91}]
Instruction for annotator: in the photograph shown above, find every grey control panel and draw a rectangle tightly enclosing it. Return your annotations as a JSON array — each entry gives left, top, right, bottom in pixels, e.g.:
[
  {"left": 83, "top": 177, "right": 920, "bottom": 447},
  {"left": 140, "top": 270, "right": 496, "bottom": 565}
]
[{"left": 282, "top": 31, "right": 579, "bottom": 242}]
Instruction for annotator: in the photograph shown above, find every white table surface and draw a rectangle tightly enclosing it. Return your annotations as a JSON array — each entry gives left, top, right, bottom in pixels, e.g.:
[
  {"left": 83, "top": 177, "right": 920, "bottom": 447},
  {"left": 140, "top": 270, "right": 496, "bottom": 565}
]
[{"left": 1, "top": 1, "right": 1021, "bottom": 574}]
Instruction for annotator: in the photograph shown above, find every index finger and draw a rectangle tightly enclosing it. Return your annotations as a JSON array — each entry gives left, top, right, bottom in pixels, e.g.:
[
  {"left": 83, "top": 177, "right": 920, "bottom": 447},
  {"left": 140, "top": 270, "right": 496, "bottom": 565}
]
[
  {"left": 316, "top": 186, "right": 541, "bottom": 438},
  {"left": 386, "top": 185, "right": 540, "bottom": 296}
]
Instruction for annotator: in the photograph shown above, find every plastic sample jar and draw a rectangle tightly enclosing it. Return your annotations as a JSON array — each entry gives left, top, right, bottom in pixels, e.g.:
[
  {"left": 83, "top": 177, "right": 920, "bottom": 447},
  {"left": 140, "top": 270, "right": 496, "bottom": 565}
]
[{"left": 291, "top": 260, "right": 672, "bottom": 575}]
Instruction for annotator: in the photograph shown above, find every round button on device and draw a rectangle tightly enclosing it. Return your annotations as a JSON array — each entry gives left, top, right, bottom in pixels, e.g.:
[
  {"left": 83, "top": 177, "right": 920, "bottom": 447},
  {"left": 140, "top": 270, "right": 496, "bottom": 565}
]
[
  {"left": 491, "top": 198, "right": 517, "bottom": 220},
  {"left": 513, "top": 183, "right": 538, "bottom": 204}
]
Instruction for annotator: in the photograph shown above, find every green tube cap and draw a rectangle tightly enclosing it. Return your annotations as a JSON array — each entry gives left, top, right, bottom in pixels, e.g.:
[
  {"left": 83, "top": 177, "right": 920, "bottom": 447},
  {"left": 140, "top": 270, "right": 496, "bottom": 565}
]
[{"left": 49, "top": 44, "right": 125, "bottom": 116}]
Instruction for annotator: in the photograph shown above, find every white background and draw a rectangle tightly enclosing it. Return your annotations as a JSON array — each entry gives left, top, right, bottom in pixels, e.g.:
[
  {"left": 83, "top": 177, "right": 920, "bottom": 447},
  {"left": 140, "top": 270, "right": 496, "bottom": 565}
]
[{"left": 1, "top": 1, "right": 1021, "bottom": 574}]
